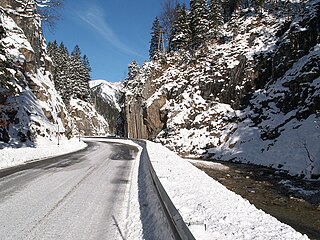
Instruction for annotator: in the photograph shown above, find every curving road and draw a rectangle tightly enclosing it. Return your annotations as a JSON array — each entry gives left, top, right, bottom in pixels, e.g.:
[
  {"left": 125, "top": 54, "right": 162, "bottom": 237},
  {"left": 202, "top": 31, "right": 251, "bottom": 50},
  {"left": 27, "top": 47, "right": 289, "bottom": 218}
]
[{"left": 0, "top": 140, "right": 138, "bottom": 240}]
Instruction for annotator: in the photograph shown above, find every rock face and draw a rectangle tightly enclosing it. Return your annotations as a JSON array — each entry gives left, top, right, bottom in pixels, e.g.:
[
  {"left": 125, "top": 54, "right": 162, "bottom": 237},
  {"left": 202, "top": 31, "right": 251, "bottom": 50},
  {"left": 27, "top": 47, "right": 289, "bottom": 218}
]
[
  {"left": 0, "top": 1, "right": 109, "bottom": 146},
  {"left": 0, "top": 3, "right": 72, "bottom": 146},
  {"left": 69, "top": 98, "right": 109, "bottom": 136},
  {"left": 121, "top": 60, "right": 168, "bottom": 139},
  {"left": 0, "top": 0, "right": 50, "bottom": 73},
  {"left": 121, "top": 0, "right": 320, "bottom": 179}
]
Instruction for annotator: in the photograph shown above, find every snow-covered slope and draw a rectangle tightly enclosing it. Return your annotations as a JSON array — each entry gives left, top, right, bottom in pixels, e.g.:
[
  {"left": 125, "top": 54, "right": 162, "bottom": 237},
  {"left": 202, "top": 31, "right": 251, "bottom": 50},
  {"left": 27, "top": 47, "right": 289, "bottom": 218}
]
[
  {"left": 0, "top": 2, "right": 109, "bottom": 151},
  {"left": 122, "top": 0, "right": 320, "bottom": 179},
  {"left": 90, "top": 79, "right": 121, "bottom": 134},
  {"left": 90, "top": 79, "right": 121, "bottom": 111},
  {"left": 0, "top": 6, "right": 74, "bottom": 147}
]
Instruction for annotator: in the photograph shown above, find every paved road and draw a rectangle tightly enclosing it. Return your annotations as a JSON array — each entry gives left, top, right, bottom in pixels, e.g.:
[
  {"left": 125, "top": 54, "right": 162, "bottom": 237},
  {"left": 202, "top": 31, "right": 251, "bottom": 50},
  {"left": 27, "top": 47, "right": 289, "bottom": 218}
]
[{"left": 0, "top": 140, "right": 138, "bottom": 240}]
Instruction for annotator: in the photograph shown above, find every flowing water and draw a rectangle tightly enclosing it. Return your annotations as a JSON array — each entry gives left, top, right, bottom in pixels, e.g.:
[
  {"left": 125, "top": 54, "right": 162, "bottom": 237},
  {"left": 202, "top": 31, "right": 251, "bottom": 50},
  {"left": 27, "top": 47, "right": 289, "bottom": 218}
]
[{"left": 194, "top": 161, "right": 320, "bottom": 240}]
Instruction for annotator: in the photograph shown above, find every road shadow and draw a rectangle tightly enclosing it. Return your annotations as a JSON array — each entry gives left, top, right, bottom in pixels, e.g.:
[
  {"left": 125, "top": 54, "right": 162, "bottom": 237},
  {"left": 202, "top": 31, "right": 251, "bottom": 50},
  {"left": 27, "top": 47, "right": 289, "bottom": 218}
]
[
  {"left": 0, "top": 142, "right": 92, "bottom": 179},
  {"left": 107, "top": 142, "right": 138, "bottom": 161}
]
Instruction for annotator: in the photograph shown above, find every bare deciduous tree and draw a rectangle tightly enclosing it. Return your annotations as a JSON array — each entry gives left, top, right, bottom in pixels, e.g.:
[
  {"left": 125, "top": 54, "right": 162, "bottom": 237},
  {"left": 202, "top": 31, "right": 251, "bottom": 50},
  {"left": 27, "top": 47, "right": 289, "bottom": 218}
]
[
  {"left": 20, "top": 0, "right": 63, "bottom": 29},
  {"left": 159, "top": 0, "right": 179, "bottom": 51}
]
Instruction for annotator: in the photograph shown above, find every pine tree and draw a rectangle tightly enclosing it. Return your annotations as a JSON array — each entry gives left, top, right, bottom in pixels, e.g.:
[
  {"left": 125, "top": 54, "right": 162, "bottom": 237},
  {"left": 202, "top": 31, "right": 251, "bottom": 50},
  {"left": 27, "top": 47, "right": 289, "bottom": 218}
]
[
  {"left": 47, "top": 41, "right": 70, "bottom": 101},
  {"left": 253, "top": 0, "right": 265, "bottom": 14},
  {"left": 149, "top": 17, "right": 161, "bottom": 59},
  {"left": 69, "top": 45, "right": 90, "bottom": 102},
  {"left": 57, "top": 42, "right": 71, "bottom": 101},
  {"left": 47, "top": 40, "right": 58, "bottom": 56},
  {"left": 127, "top": 60, "right": 139, "bottom": 80},
  {"left": 189, "top": 0, "right": 210, "bottom": 48},
  {"left": 221, "top": 0, "right": 240, "bottom": 22},
  {"left": 82, "top": 55, "right": 92, "bottom": 73},
  {"left": 170, "top": 3, "right": 191, "bottom": 51},
  {"left": 208, "top": 0, "right": 224, "bottom": 39},
  {"left": 47, "top": 42, "right": 91, "bottom": 103},
  {"left": 81, "top": 55, "right": 91, "bottom": 102}
]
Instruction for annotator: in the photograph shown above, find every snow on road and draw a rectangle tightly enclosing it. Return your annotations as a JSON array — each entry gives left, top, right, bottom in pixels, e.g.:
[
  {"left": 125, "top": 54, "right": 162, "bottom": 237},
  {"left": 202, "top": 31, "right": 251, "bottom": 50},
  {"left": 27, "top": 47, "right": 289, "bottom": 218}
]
[
  {"left": 0, "top": 137, "right": 310, "bottom": 239},
  {"left": 0, "top": 141, "right": 136, "bottom": 240},
  {"left": 93, "top": 138, "right": 309, "bottom": 240}
]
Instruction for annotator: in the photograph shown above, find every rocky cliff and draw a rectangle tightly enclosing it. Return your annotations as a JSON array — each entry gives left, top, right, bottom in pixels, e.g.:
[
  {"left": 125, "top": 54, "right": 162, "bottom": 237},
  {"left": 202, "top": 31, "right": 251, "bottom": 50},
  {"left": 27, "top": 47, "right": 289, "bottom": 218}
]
[
  {"left": 121, "top": 0, "right": 320, "bottom": 179},
  {"left": 0, "top": 1, "right": 108, "bottom": 146}
]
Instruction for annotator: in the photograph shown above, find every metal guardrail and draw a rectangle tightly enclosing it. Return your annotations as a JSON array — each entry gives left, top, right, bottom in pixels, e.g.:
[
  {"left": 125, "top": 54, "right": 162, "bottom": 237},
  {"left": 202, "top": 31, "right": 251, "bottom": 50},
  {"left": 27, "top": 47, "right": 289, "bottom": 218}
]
[{"left": 135, "top": 140, "right": 196, "bottom": 240}]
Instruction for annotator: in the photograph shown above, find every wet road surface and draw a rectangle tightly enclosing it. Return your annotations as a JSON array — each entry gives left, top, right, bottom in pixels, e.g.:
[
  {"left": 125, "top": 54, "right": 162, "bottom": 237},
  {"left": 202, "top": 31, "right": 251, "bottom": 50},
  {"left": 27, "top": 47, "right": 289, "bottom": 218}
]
[{"left": 0, "top": 140, "right": 138, "bottom": 240}]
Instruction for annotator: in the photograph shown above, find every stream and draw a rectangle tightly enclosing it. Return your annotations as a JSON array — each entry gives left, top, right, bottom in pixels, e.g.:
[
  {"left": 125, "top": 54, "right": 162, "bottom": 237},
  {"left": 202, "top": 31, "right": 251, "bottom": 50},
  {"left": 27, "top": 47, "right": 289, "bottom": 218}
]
[{"left": 193, "top": 161, "right": 320, "bottom": 240}]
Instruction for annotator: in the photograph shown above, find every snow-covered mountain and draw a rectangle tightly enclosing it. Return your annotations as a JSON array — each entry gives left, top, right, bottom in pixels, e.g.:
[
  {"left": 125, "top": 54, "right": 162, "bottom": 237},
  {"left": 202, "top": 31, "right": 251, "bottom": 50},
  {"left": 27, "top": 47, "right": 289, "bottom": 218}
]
[
  {"left": 0, "top": 1, "right": 108, "bottom": 148},
  {"left": 121, "top": 0, "right": 320, "bottom": 179},
  {"left": 90, "top": 80, "right": 121, "bottom": 111},
  {"left": 90, "top": 80, "right": 121, "bottom": 134}
]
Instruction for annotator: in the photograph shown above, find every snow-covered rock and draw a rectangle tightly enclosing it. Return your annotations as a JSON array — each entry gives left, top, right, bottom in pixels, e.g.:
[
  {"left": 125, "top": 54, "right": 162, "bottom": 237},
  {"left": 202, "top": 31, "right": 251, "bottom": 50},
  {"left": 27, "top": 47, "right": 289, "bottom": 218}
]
[
  {"left": 121, "top": 0, "right": 320, "bottom": 179},
  {"left": 69, "top": 98, "right": 108, "bottom": 136},
  {"left": 0, "top": 2, "right": 109, "bottom": 149},
  {"left": 0, "top": 5, "right": 74, "bottom": 147},
  {"left": 90, "top": 79, "right": 121, "bottom": 134}
]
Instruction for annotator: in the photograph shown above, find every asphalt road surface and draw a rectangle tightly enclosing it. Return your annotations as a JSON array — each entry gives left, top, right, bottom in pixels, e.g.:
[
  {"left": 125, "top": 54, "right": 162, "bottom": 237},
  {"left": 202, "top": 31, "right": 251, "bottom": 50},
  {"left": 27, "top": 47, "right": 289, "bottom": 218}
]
[{"left": 0, "top": 140, "right": 138, "bottom": 240}]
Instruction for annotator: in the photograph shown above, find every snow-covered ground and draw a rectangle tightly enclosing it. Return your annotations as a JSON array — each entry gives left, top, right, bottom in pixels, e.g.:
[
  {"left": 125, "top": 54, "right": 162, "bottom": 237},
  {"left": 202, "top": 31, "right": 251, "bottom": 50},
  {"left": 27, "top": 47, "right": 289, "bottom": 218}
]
[
  {"left": 88, "top": 138, "right": 309, "bottom": 240},
  {"left": 0, "top": 137, "right": 87, "bottom": 170},
  {"left": 144, "top": 141, "right": 309, "bottom": 240},
  {"left": 0, "top": 137, "right": 310, "bottom": 239}
]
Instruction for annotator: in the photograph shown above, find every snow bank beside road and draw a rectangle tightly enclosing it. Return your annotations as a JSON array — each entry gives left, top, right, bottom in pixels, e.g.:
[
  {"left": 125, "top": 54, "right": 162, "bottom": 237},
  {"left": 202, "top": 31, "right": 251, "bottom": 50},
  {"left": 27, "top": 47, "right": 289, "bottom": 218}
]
[
  {"left": 0, "top": 137, "right": 87, "bottom": 170},
  {"left": 97, "top": 138, "right": 308, "bottom": 240},
  {"left": 145, "top": 141, "right": 309, "bottom": 240}
]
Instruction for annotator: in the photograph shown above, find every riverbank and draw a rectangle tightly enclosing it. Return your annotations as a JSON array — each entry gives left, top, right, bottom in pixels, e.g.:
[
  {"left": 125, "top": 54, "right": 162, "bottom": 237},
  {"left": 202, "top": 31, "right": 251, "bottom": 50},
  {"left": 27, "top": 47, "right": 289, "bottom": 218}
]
[{"left": 192, "top": 160, "right": 320, "bottom": 240}]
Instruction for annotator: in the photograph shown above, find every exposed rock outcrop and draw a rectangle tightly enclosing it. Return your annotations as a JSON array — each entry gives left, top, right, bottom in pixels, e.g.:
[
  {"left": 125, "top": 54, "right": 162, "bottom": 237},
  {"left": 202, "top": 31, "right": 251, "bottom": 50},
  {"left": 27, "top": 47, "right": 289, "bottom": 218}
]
[
  {"left": 0, "top": 1, "right": 109, "bottom": 146},
  {"left": 69, "top": 98, "right": 108, "bottom": 136},
  {"left": 121, "top": 0, "right": 320, "bottom": 179}
]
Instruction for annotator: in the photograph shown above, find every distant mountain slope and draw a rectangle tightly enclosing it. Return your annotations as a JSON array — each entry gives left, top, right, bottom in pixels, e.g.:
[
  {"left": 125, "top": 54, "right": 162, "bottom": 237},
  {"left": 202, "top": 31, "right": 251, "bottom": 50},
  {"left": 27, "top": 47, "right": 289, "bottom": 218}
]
[
  {"left": 90, "top": 80, "right": 121, "bottom": 134},
  {"left": 90, "top": 80, "right": 121, "bottom": 111},
  {"left": 121, "top": 0, "right": 320, "bottom": 179}
]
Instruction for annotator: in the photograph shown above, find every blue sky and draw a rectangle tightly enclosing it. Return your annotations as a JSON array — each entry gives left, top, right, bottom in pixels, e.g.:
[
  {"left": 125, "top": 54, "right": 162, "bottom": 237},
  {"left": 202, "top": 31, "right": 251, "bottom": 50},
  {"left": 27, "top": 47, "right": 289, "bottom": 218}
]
[{"left": 44, "top": 0, "right": 189, "bottom": 82}]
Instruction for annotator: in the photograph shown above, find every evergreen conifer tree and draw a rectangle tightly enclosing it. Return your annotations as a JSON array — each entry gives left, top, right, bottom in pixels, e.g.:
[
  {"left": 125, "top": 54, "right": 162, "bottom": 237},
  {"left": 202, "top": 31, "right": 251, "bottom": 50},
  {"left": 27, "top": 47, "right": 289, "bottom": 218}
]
[
  {"left": 69, "top": 45, "right": 91, "bottom": 102},
  {"left": 47, "top": 40, "right": 58, "bottom": 56},
  {"left": 170, "top": 3, "right": 191, "bottom": 51},
  {"left": 82, "top": 55, "right": 92, "bottom": 73},
  {"left": 58, "top": 42, "right": 71, "bottom": 101},
  {"left": 149, "top": 17, "right": 161, "bottom": 59},
  {"left": 127, "top": 60, "right": 139, "bottom": 80},
  {"left": 189, "top": 0, "right": 210, "bottom": 48},
  {"left": 81, "top": 55, "right": 91, "bottom": 102},
  {"left": 47, "top": 41, "right": 70, "bottom": 101},
  {"left": 221, "top": 0, "right": 240, "bottom": 21},
  {"left": 208, "top": 0, "right": 224, "bottom": 39},
  {"left": 47, "top": 42, "right": 91, "bottom": 103}
]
